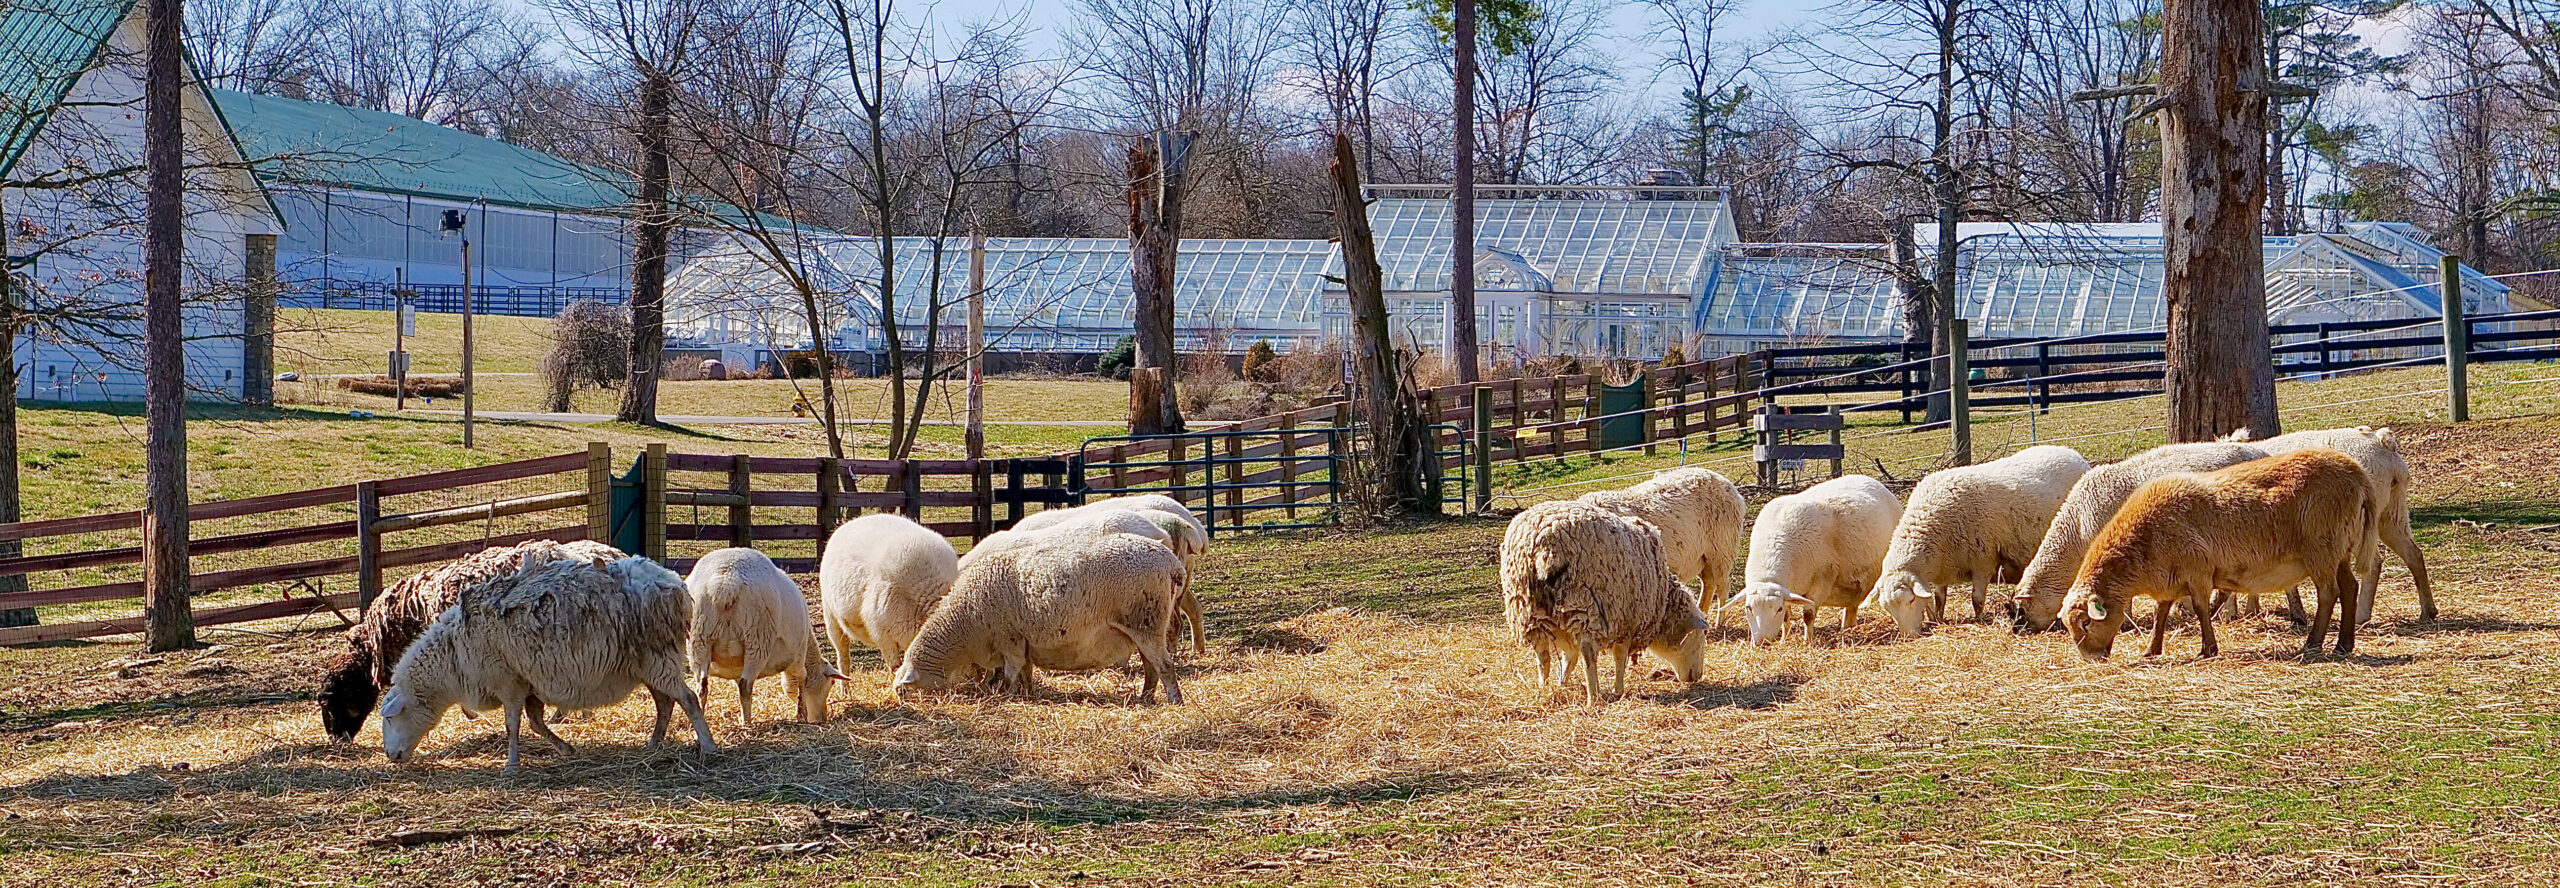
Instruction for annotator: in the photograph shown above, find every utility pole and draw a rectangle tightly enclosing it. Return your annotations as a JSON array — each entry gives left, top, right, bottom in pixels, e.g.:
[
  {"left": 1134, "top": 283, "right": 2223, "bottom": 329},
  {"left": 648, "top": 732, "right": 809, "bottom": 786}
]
[
  {"left": 393, "top": 267, "right": 409, "bottom": 412},
  {"left": 966, "top": 229, "right": 986, "bottom": 462},
  {"left": 443, "top": 208, "right": 476, "bottom": 448},
  {"left": 140, "top": 0, "right": 193, "bottom": 651}
]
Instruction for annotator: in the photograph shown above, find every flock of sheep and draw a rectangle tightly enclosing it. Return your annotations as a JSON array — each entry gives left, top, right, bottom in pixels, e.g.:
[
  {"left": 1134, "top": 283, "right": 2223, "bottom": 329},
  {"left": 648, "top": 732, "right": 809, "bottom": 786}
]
[
  {"left": 300, "top": 424, "right": 2421, "bottom": 771},
  {"left": 1502, "top": 425, "right": 2425, "bottom": 703}
]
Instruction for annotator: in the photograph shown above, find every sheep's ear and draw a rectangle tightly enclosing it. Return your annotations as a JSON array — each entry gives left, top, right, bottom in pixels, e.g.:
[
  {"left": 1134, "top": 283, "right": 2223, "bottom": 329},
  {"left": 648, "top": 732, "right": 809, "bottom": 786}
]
[
  {"left": 1912, "top": 586, "right": 1935, "bottom": 600},
  {"left": 1785, "top": 592, "right": 1814, "bottom": 605},
  {"left": 2086, "top": 598, "right": 2108, "bottom": 621},
  {"left": 379, "top": 690, "right": 406, "bottom": 720}
]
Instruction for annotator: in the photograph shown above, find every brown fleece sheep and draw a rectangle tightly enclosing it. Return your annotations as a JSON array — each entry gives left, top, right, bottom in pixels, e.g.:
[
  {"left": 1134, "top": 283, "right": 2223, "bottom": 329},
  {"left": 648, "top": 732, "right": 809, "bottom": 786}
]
[
  {"left": 317, "top": 539, "right": 623, "bottom": 742},
  {"left": 2061, "top": 449, "right": 2380, "bottom": 662}
]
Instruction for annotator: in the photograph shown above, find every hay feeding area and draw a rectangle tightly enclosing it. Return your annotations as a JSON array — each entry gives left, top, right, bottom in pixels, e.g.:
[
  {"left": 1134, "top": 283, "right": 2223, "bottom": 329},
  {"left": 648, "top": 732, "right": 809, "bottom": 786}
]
[{"left": 5, "top": 418, "right": 2560, "bottom": 887}]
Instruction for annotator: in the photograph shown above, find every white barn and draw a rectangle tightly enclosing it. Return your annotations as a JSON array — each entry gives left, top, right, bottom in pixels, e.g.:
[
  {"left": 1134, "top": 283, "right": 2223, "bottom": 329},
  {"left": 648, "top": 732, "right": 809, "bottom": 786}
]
[{"left": 3, "top": 0, "right": 280, "bottom": 403}]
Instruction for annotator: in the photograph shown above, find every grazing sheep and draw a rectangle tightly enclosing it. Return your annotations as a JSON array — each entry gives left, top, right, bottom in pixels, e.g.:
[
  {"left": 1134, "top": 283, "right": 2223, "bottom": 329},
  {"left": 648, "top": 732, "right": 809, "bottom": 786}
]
[
  {"left": 2062, "top": 449, "right": 2379, "bottom": 661},
  {"left": 317, "top": 538, "right": 622, "bottom": 743},
  {"left": 1013, "top": 495, "right": 1211, "bottom": 652},
  {"left": 2234, "top": 426, "right": 2430, "bottom": 622},
  {"left": 687, "top": 548, "right": 843, "bottom": 726},
  {"left": 1578, "top": 467, "right": 1746, "bottom": 602},
  {"left": 379, "top": 553, "right": 716, "bottom": 773},
  {"left": 1873, "top": 445, "right": 2091, "bottom": 637},
  {"left": 893, "top": 527, "right": 1187, "bottom": 704},
  {"left": 1500, "top": 500, "right": 1709, "bottom": 704},
  {"left": 1731, "top": 475, "right": 1903, "bottom": 645},
  {"left": 2010, "top": 442, "right": 2268, "bottom": 632},
  {"left": 819, "top": 514, "right": 961, "bottom": 683}
]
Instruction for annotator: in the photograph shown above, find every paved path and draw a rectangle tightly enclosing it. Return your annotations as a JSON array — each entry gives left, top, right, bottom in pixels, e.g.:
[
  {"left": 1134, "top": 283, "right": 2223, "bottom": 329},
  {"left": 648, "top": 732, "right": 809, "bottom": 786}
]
[{"left": 410, "top": 410, "right": 1130, "bottom": 427}]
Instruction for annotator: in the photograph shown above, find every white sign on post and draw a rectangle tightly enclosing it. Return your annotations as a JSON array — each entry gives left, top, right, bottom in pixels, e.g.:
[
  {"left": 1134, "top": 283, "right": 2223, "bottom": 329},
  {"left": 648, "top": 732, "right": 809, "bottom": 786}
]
[{"left": 399, "top": 303, "right": 417, "bottom": 337}]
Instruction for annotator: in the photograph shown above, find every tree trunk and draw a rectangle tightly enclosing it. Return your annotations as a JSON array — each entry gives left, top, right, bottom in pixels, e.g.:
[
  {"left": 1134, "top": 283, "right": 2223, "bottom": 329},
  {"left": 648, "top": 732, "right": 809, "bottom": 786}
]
[
  {"left": 618, "top": 69, "right": 675, "bottom": 425},
  {"left": 0, "top": 213, "right": 28, "bottom": 629},
  {"left": 1127, "top": 137, "right": 1187, "bottom": 435},
  {"left": 1923, "top": 1, "right": 1961, "bottom": 424},
  {"left": 1330, "top": 133, "right": 1436, "bottom": 517},
  {"left": 2160, "top": 0, "right": 2279, "bottom": 442},
  {"left": 1890, "top": 225, "right": 1935, "bottom": 416},
  {"left": 142, "top": 0, "right": 194, "bottom": 651},
  {"left": 1448, "top": 0, "right": 1481, "bottom": 383}
]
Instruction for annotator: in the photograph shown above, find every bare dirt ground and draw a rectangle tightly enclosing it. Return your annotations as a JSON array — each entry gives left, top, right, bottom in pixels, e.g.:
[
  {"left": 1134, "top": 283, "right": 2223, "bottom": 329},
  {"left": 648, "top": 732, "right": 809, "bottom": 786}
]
[{"left": 3, "top": 416, "right": 2558, "bottom": 887}]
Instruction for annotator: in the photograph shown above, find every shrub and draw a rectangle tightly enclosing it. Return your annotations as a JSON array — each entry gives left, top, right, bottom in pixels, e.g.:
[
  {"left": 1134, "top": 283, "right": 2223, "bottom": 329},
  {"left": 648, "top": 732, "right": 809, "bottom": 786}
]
[
  {"left": 1096, "top": 335, "right": 1136, "bottom": 380},
  {"left": 540, "top": 300, "right": 630, "bottom": 412},
  {"left": 1242, "top": 339, "right": 1278, "bottom": 381}
]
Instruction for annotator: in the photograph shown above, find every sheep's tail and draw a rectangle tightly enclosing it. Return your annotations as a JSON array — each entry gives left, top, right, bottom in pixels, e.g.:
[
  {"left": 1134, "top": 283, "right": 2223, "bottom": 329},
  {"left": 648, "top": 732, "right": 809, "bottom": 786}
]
[
  {"left": 2218, "top": 428, "right": 2256, "bottom": 443},
  {"left": 1527, "top": 547, "right": 1570, "bottom": 612}
]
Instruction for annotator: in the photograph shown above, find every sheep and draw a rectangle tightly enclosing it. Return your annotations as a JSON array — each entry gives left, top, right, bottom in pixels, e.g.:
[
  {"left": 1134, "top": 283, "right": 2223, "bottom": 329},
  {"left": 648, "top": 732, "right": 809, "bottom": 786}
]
[
  {"left": 686, "top": 547, "right": 843, "bottom": 726},
  {"left": 2233, "top": 426, "right": 2430, "bottom": 623},
  {"left": 1499, "top": 500, "right": 1708, "bottom": 704},
  {"left": 2009, "top": 442, "right": 2269, "bottom": 632},
  {"left": 893, "top": 526, "right": 1187, "bottom": 704},
  {"left": 317, "top": 538, "right": 623, "bottom": 743},
  {"left": 818, "top": 513, "right": 961, "bottom": 684},
  {"left": 1011, "top": 495, "right": 1210, "bottom": 652},
  {"left": 2061, "top": 449, "right": 2380, "bottom": 661},
  {"left": 378, "top": 552, "right": 716, "bottom": 773},
  {"left": 1578, "top": 467, "right": 1746, "bottom": 604},
  {"left": 1730, "top": 475, "right": 1903, "bottom": 645},
  {"left": 1872, "top": 445, "right": 2091, "bottom": 637}
]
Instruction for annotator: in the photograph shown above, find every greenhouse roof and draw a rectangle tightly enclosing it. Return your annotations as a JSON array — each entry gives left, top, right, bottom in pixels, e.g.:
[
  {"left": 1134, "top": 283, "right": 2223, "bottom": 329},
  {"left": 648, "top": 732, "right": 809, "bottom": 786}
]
[
  {"left": 1695, "top": 252, "right": 1898, "bottom": 342},
  {"left": 1361, "top": 197, "right": 1733, "bottom": 296}
]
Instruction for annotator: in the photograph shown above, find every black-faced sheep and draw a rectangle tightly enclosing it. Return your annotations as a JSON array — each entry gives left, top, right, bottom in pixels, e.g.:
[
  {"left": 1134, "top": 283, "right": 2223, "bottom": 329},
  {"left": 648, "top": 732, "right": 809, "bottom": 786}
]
[
  {"left": 1873, "top": 445, "right": 2090, "bottom": 636},
  {"left": 1732, "top": 474, "right": 1902, "bottom": 645},
  {"left": 2062, "top": 449, "right": 2379, "bottom": 661},
  {"left": 379, "top": 553, "right": 715, "bottom": 773},
  {"left": 1499, "top": 500, "right": 1708, "bottom": 704},
  {"left": 687, "top": 547, "right": 843, "bottom": 725},
  {"left": 819, "top": 513, "right": 961, "bottom": 684},
  {"left": 317, "top": 538, "right": 622, "bottom": 743},
  {"left": 893, "top": 527, "right": 1187, "bottom": 704},
  {"left": 2010, "top": 442, "right": 2268, "bottom": 632}
]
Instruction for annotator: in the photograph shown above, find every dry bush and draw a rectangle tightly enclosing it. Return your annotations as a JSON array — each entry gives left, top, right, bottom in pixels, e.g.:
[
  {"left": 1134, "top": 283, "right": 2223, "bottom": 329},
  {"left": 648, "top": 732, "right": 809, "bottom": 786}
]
[
  {"left": 540, "top": 300, "right": 630, "bottom": 412},
  {"left": 663, "top": 354, "right": 710, "bottom": 381},
  {"left": 337, "top": 375, "right": 466, "bottom": 398}
]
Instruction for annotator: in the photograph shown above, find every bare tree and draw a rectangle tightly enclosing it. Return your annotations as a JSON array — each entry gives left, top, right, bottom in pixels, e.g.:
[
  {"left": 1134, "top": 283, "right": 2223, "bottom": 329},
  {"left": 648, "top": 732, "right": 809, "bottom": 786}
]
[
  {"left": 2160, "top": 0, "right": 2278, "bottom": 441},
  {"left": 1282, "top": 0, "right": 1403, "bottom": 171},
  {"left": 183, "top": 0, "right": 318, "bottom": 93},
  {"left": 144, "top": 0, "right": 195, "bottom": 650},
  {"left": 2262, "top": 0, "right": 2401, "bottom": 235},
  {"left": 1327, "top": 133, "right": 1434, "bottom": 517}
]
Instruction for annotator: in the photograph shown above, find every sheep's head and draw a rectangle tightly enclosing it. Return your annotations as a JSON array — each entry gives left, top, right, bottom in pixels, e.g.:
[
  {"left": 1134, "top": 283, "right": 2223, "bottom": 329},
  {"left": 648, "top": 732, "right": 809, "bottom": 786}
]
[
  {"left": 2059, "top": 586, "right": 2121, "bottom": 662},
  {"left": 798, "top": 660, "right": 847, "bottom": 723},
  {"left": 1729, "top": 581, "right": 1812, "bottom": 647},
  {"left": 317, "top": 646, "right": 379, "bottom": 743},
  {"left": 2010, "top": 567, "right": 2072, "bottom": 634},
  {"left": 376, "top": 686, "right": 444, "bottom": 764},
  {"left": 1872, "top": 571, "right": 1935, "bottom": 638},
  {"left": 1648, "top": 599, "right": 1710, "bottom": 682}
]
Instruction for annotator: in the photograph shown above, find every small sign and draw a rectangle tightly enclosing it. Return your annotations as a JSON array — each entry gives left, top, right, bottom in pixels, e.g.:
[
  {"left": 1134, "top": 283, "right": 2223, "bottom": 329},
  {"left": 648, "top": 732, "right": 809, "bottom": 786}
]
[
  {"left": 398, "top": 303, "right": 418, "bottom": 337},
  {"left": 1778, "top": 458, "right": 1805, "bottom": 472},
  {"left": 388, "top": 350, "right": 410, "bottom": 378}
]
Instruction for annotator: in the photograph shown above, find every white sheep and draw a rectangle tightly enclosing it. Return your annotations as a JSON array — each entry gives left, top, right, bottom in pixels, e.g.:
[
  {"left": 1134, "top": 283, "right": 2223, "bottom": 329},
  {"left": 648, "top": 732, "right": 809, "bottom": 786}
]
[
  {"left": 1012, "top": 495, "right": 1210, "bottom": 652},
  {"left": 819, "top": 513, "right": 962, "bottom": 684},
  {"left": 1873, "top": 444, "right": 2091, "bottom": 637},
  {"left": 893, "top": 527, "right": 1187, "bottom": 704},
  {"left": 1731, "top": 475, "right": 1902, "bottom": 645},
  {"left": 2235, "top": 426, "right": 2430, "bottom": 623},
  {"left": 2062, "top": 449, "right": 2379, "bottom": 660},
  {"left": 379, "top": 553, "right": 715, "bottom": 773},
  {"left": 2010, "top": 441, "right": 2268, "bottom": 631},
  {"left": 1578, "top": 467, "right": 1745, "bottom": 604},
  {"left": 687, "top": 547, "right": 843, "bottom": 726},
  {"left": 1500, "top": 500, "right": 1708, "bottom": 704}
]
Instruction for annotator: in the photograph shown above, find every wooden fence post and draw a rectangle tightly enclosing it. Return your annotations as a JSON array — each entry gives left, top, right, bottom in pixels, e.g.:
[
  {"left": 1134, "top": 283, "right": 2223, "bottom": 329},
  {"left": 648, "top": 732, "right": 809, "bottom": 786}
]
[
  {"left": 1279, "top": 414, "right": 1301, "bottom": 519},
  {"left": 355, "top": 480, "right": 382, "bottom": 609},
  {"left": 1223, "top": 434, "right": 1244, "bottom": 521},
  {"left": 900, "top": 460, "right": 923, "bottom": 520},
  {"left": 973, "top": 459, "right": 994, "bottom": 540},
  {"left": 585, "top": 442, "right": 611, "bottom": 543},
  {"left": 728, "top": 454, "right": 753, "bottom": 548},
  {"left": 1472, "top": 385, "right": 1493, "bottom": 512},
  {"left": 1950, "top": 319, "right": 1973, "bottom": 466},
  {"left": 643, "top": 443, "right": 667, "bottom": 561},
  {"left": 2443, "top": 255, "right": 2470, "bottom": 422}
]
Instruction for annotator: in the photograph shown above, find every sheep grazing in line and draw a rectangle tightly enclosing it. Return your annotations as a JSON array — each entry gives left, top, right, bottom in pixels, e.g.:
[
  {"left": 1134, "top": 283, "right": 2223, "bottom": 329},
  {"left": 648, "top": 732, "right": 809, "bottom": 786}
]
[
  {"left": 1731, "top": 475, "right": 1903, "bottom": 645},
  {"left": 1873, "top": 445, "right": 2091, "bottom": 637},
  {"left": 2009, "top": 442, "right": 2268, "bottom": 632},
  {"left": 819, "top": 513, "right": 961, "bottom": 684},
  {"left": 379, "top": 553, "right": 716, "bottom": 773},
  {"left": 687, "top": 547, "right": 843, "bottom": 726},
  {"left": 1578, "top": 467, "right": 1746, "bottom": 606},
  {"left": 1011, "top": 494, "right": 1210, "bottom": 652},
  {"left": 893, "top": 526, "right": 1187, "bottom": 704},
  {"left": 2062, "top": 449, "right": 2379, "bottom": 662},
  {"left": 2233, "top": 426, "right": 2430, "bottom": 623},
  {"left": 317, "top": 538, "right": 623, "bottom": 743},
  {"left": 1500, "top": 500, "right": 1708, "bottom": 704}
]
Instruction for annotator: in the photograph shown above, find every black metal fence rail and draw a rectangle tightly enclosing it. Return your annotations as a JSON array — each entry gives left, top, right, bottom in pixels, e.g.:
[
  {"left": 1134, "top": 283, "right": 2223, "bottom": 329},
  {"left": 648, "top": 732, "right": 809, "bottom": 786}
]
[{"left": 282, "top": 281, "right": 629, "bottom": 317}]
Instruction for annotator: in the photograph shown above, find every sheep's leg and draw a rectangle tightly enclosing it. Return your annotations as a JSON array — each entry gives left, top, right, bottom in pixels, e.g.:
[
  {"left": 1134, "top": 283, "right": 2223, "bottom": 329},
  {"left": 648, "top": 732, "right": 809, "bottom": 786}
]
[
  {"left": 2285, "top": 585, "right": 2308, "bottom": 626},
  {"left": 736, "top": 677, "right": 755, "bottom": 729},
  {"left": 2387, "top": 512, "right": 2434, "bottom": 622},
  {"left": 523, "top": 695, "right": 573, "bottom": 756},
  {"left": 2331, "top": 562, "right": 2360, "bottom": 657},
  {"left": 1181, "top": 588, "right": 1207, "bottom": 656},
  {"left": 2194, "top": 591, "right": 2220, "bottom": 659},
  {"left": 659, "top": 679, "right": 717, "bottom": 755},
  {"left": 1610, "top": 646, "right": 1628, "bottom": 698},
  {"left": 501, "top": 698, "right": 526, "bottom": 775},
  {"left": 880, "top": 639, "right": 905, "bottom": 680},
  {"left": 2306, "top": 576, "right": 2339, "bottom": 658},
  {"left": 1111, "top": 621, "right": 1182, "bottom": 705},
  {"left": 825, "top": 618, "right": 857, "bottom": 676},
  {"left": 1969, "top": 577, "right": 1990, "bottom": 623},
  {"left": 1578, "top": 639, "right": 1603, "bottom": 706},
  {"left": 2147, "top": 599, "right": 2172, "bottom": 659},
  {"left": 647, "top": 689, "right": 675, "bottom": 747}
]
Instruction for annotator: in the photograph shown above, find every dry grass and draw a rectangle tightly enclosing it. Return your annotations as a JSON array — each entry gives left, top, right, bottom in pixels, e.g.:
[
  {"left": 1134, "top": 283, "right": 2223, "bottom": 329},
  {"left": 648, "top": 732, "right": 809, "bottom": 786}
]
[{"left": 3, "top": 417, "right": 2559, "bottom": 885}]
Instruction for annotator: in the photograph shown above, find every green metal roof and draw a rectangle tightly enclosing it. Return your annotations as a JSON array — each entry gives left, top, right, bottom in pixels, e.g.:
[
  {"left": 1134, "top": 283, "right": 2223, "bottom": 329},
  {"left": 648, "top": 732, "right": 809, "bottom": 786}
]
[
  {"left": 210, "top": 87, "right": 634, "bottom": 214},
  {"left": 0, "top": 0, "right": 136, "bottom": 176}
]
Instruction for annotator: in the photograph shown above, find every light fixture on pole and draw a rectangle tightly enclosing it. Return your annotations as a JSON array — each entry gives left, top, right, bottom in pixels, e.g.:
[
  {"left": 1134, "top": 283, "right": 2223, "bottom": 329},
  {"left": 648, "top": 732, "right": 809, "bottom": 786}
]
[{"left": 440, "top": 207, "right": 475, "bottom": 449}]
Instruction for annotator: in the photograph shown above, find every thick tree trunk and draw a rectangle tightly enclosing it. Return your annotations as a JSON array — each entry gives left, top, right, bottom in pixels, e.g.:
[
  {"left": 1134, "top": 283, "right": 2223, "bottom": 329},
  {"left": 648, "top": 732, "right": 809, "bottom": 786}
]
[
  {"left": 142, "top": 0, "right": 194, "bottom": 651},
  {"left": 1331, "top": 134, "right": 1436, "bottom": 516},
  {"left": 1448, "top": 0, "right": 1481, "bottom": 383},
  {"left": 618, "top": 70, "right": 674, "bottom": 425},
  {"left": 2160, "top": 0, "right": 2279, "bottom": 442},
  {"left": 1922, "top": 2, "right": 1961, "bottom": 424},
  {"left": 1127, "top": 137, "right": 1186, "bottom": 435},
  {"left": 0, "top": 216, "right": 27, "bottom": 629}
]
